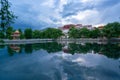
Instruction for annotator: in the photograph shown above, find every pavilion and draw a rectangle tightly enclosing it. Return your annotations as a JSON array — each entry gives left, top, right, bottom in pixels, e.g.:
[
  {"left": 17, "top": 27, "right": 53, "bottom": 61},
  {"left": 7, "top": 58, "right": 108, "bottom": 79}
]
[{"left": 11, "top": 30, "right": 20, "bottom": 39}]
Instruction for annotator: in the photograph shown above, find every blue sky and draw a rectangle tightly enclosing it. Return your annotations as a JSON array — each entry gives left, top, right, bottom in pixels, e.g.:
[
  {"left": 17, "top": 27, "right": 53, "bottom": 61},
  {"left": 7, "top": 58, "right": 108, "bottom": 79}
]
[{"left": 9, "top": 0, "right": 120, "bottom": 29}]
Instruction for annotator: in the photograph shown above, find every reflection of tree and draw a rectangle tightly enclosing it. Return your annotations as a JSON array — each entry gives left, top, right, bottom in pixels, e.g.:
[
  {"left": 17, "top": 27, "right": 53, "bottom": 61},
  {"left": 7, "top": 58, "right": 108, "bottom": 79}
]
[
  {"left": 32, "top": 42, "right": 63, "bottom": 53},
  {"left": 100, "top": 43, "right": 120, "bottom": 59},
  {"left": 5, "top": 42, "right": 120, "bottom": 59},
  {"left": 69, "top": 43, "right": 120, "bottom": 59},
  {"left": 7, "top": 46, "right": 14, "bottom": 56},
  {"left": 6, "top": 42, "right": 62, "bottom": 56},
  {"left": 19, "top": 44, "right": 23, "bottom": 53},
  {"left": 24, "top": 44, "right": 33, "bottom": 53},
  {"left": 92, "top": 43, "right": 102, "bottom": 53},
  {"left": 0, "top": 45, "right": 5, "bottom": 49},
  {"left": 119, "top": 60, "right": 120, "bottom": 68},
  {"left": 69, "top": 43, "right": 92, "bottom": 54}
]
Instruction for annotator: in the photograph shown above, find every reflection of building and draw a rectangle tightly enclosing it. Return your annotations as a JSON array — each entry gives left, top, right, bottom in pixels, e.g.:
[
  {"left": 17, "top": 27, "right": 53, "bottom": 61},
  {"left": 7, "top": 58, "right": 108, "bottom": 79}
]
[
  {"left": 11, "top": 30, "right": 20, "bottom": 39},
  {"left": 62, "top": 41, "right": 69, "bottom": 53},
  {"left": 62, "top": 45, "right": 69, "bottom": 53},
  {"left": 10, "top": 44, "right": 20, "bottom": 52}
]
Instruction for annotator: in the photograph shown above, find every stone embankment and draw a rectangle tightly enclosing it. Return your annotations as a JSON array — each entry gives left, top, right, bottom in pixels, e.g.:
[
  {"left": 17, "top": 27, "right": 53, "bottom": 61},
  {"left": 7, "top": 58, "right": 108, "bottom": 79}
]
[{"left": 0, "top": 38, "right": 120, "bottom": 45}]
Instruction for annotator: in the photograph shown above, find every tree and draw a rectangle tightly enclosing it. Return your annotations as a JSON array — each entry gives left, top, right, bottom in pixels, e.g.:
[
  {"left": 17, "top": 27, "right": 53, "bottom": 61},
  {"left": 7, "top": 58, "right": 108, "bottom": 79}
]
[
  {"left": 79, "top": 28, "right": 90, "bottom": 38},
  {"left": 0, "top": 0, "right": 16, "bottom": 31},
  {"left": 102, "top": 22, "right": 120, "bottom": 38},
  {"left": 0, "top": 31, "right": 5, "bottom": 38},
  {"left": 24, "top": 28, "right": 32, "bottom": 39},
  {"left": 90, "top": 28, "right": 101, "bottom": 38},
  {"left": 52, "top": 29, "right": 63, "bottom": 38},
  {"left": 43, "top": 28, "right": 63, "bottom": 39},
  {"left": 39, "top": 31, "right": 45, "bottom": 38},
  {"left": 6, "top": 26, "right": 13, "bottom": 39},
  {"left": 32, "top": 30, "right": 40, "bottom": 38},
  {"left": 18, "top": 29, "right": 24, "bottom": 39},
  {"left": 68, "top": 27, "right": 79, "bottom": 38}
]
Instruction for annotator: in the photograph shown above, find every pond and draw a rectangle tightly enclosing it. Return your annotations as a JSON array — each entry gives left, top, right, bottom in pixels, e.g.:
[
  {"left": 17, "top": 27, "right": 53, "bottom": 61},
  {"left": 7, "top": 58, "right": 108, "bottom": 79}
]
[{"left": 0, "top": 42, "right": 120, "bottom": 80}]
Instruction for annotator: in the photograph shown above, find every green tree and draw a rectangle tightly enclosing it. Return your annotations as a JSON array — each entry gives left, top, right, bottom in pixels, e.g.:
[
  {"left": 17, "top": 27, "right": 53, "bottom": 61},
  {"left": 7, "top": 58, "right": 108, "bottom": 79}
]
[
  {"left": 18, "top": 29, "right": 24, "bottom": 39},
  {"left": 0, "top": 0, "right": 16, "bottom": 31},
  {"left": 68, "top": 27, "right": 79, "bottom": 38},
  {"left": 90, "top": 28, "right": 101, "bottom": 38},
  {"left": 43, "top": 28, "right": 63, "bottom": 39},
  {"left": 39, "top": 31, "right": 44, "bottom": 38},
  {"left": 102, "top": 22, "right": 120, "bottom": 38},
  {"left": 32, "top": 30, "right": 40, "bottom": 38},
  {"left": 79, "top": 28, "right": 90, "bottom": 38},
  {"left": 6, "top": 26, "right": 13, "bottom": 39},
  {"left": 24, "top": 28, "right": 32, "bottom": 39},
  {"left": 0, "top": 31, "right": 5, "bottom": 39}
]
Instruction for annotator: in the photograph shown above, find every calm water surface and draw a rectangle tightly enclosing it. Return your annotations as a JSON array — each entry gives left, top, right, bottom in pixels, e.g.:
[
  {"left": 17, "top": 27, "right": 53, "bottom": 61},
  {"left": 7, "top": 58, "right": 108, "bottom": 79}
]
[{"left": 0, "top": 42, "right": 120, "bottom": 80}]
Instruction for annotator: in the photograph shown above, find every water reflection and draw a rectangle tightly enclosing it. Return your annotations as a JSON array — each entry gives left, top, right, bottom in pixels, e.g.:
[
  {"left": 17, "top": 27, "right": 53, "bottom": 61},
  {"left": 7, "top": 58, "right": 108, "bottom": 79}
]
[
  {"left": 9, "top": 44, "right": 21, "bottom": 53},
  {"left": 0, "top": 42, "right": 120, "bottom": 80},
  {"left": 0, "top": 45, "right": 5, "bottom": 49},
  {"left": 68, "top": 43, "right": 120, "bottom": 59},
  {"left": 24, "top": 44, "right": 33, "bottom": 54},
  {"left": 7, "top": 44, "right": 22, "bottom": 56},
  {"left": 32, "top": 42, "right": 62, "bottom": 53},
  {"left": 61, "top": 54, "right": 120, "bottom": 80},
  {"left": 0, "top": 42, "right": 119, "bottom": 59}
]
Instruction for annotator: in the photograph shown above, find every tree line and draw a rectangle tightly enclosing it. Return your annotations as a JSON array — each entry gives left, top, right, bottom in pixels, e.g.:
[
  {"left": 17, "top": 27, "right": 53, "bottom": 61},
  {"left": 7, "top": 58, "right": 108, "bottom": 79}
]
[
  {"left": 0, "top": 22, "right": 120, "bottom": 39},
  {"left": 0, "top": 27, "right": 63, "bottom": 39},
  {"left": 68, "top": 22, "right": 120, "bottom": 38}
]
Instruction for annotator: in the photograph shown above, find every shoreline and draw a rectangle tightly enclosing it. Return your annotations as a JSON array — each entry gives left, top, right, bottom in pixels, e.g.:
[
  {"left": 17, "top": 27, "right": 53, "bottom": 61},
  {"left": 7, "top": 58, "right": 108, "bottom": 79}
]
[{"left": 0, "top": 38, "right": 120, "bottom": 45}]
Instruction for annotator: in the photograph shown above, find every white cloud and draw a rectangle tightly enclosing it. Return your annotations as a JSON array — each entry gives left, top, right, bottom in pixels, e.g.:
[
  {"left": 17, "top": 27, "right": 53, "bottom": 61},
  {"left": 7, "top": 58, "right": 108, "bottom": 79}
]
[
  {"left": 57, "top": 9, "right": 101, "bottom": 26},
  {"left": 9, "top": 0, "right": 120, "bottom": 29},
  {"left": 41, "top": 0, "right": 55, "bottom": 8},
  {"left": 81, "top": 0, "right": 94, "bottom": 3}
]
